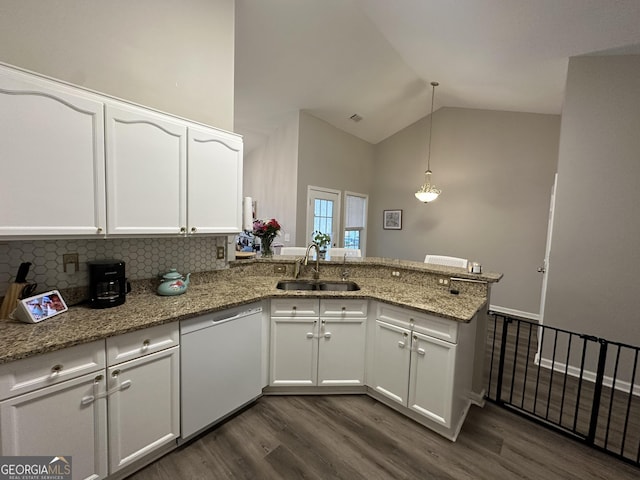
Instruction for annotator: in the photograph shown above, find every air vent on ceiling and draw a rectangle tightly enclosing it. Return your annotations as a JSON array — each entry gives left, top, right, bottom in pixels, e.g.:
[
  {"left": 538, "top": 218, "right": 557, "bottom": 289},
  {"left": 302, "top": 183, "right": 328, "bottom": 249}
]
[{"left": 349, "top": 113, "right": 363, "bottom": 122}]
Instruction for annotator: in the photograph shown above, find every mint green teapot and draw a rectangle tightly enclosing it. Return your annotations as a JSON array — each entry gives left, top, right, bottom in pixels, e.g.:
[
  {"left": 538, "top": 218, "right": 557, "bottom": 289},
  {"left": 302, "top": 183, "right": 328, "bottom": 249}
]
[{"left": 157, "top": 269, "right": 191, "bottom": 296}]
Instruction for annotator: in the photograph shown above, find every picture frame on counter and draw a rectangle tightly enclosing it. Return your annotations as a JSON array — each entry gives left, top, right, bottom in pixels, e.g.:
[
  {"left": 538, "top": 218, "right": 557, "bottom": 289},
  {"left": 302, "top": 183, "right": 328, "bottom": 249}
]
[{"left": 383, "top": 209, "right": 402, "bottom": 230}]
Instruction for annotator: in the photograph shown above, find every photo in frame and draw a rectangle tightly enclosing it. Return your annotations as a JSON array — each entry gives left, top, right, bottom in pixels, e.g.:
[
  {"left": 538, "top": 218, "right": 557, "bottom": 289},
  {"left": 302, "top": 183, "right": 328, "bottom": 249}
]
[{"left": 383, "top": 209, "right": 402, "bottom": 230}]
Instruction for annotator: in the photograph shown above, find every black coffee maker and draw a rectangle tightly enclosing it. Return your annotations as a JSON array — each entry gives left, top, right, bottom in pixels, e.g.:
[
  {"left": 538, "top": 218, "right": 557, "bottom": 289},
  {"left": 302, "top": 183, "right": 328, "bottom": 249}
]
[{"left": 88, "top": 260, "right": 129, "bottom": 308}]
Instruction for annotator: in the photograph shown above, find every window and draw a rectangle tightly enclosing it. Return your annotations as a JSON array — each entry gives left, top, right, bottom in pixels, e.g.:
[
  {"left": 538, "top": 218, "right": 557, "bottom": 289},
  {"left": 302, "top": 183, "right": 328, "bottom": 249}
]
[
  {"left": 344, "top": 192, "right": 367, "bottom": 253},
  {"left": 314, "top": 198, "right": 333, "bottom": 241}
]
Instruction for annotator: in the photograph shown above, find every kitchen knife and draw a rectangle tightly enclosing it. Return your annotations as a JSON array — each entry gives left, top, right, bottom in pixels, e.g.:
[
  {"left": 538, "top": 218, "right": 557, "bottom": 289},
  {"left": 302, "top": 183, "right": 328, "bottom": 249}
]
[{"left": 15, "top": 262, "right": 31, "bottom": 283}]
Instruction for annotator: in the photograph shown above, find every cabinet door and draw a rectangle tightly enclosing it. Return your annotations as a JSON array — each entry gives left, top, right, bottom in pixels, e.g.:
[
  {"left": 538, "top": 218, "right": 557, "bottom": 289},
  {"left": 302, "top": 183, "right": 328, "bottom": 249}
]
[
  {"left": 0, "top": 371, "right": 108, "bottom": 480},
  {"left": 0, "top": 68, "right": 106, "bottom": 237},
  {"left": 269, "top": 318, "right": 318, "bottom": 386},
  {"left": 187, "top": 126, "right": 243, "bottom": 234},
  {"left": 107, "top": 346, "right": 180, "bottom": 473},
  {"left": 408, "top": 331, "right": 456, "bottom": 427},
  {"left": 371, "top": 320, "right": 411, "bottom": 405},
  {"left": 318, "top": 318, "right": 366, "bottom": 386},
  {"left": 105, "top": 104, "right": 187, "bottom": 235}
]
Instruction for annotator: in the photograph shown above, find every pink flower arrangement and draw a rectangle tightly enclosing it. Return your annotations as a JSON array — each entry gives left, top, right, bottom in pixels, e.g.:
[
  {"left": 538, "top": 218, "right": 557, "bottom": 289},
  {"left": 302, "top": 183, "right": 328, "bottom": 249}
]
[{"left": 252, "top": 218, "right": 281, "bottom": 239}]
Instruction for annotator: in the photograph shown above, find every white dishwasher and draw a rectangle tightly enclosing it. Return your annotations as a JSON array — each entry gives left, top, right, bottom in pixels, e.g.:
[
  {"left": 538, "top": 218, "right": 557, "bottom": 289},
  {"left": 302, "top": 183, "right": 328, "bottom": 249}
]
[{"left": 180, "top": 302, "right": 262, "bottom": 441}]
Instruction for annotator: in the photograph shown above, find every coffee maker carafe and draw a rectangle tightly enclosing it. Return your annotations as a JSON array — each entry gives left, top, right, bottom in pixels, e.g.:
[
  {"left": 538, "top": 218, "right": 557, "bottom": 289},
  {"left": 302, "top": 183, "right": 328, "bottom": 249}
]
[{"left": 88, "top": 260, "right": 128, "bottom": 308}]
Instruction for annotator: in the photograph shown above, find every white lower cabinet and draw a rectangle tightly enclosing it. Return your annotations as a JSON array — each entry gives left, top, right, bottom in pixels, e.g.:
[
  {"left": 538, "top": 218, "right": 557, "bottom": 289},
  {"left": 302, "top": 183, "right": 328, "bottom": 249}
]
[
  {"left": 0, "top": 323, "right": 180, "bottom": 479},
  {"left": 371, "top": 320, "right": 411, "bottom": 405},
  {"left": 0, "top": 341, "right": 108, "bottom": 480},
  {"left": 269, "top": 299, "right": 367, "bottom": 387},
  {"left": 106, "top": 323, "right": 180, "bottom": 474},
  {"left": 370, "top": 303, "right": 476, "bottom": 440}
]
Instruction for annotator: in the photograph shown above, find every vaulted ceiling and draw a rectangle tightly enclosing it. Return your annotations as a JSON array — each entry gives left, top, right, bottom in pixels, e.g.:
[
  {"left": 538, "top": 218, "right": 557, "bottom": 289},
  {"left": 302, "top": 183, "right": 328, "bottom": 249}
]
[{"left": 234, "top": 0, "right": 640, "bottom": 153}]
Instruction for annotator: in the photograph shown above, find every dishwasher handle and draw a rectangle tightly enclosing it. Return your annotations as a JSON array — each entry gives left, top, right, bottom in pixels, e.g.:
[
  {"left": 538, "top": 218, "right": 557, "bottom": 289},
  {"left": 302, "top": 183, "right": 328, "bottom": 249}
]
[{"left": 181, "top": 308, "right": 262, "bottom": 334}]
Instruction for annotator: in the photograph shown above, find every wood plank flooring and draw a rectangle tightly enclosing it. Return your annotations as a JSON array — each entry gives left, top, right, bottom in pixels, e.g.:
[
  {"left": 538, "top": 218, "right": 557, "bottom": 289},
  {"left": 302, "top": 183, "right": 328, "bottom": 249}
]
[{"left": 128, "top": 395, "right": 639, "bottom": 480}]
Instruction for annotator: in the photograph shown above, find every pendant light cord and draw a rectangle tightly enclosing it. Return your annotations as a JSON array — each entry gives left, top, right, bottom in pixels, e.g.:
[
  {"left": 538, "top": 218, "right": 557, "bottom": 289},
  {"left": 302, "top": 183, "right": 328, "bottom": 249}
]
[{"left": 427, "top": 81, "right": 438, "bottom": 173}]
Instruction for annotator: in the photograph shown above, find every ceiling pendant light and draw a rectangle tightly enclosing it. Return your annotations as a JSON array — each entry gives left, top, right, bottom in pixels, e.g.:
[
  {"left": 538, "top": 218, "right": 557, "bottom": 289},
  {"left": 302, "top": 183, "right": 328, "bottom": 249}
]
[{"left": 415, "top": 81, "right": 442, "bottom": 203}]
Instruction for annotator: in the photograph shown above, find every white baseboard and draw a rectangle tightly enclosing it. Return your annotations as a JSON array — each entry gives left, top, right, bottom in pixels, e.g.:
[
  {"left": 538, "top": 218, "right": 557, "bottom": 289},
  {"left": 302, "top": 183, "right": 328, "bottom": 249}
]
[
  {"left": 539, "top": 357, "right": 640, "bottom": 397},
  {"left": 489, "top": 305, "right": 540, "bottom": 322}
]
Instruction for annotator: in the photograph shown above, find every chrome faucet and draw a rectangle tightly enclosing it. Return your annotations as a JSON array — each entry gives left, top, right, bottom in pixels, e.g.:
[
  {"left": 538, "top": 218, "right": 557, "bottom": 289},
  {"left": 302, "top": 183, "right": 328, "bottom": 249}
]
[
  {"left": 304, "top": 242, "right": 321, "bottom": 279},
  {"left": 341, "top": 253, "right": 349, "bottom": 281}
]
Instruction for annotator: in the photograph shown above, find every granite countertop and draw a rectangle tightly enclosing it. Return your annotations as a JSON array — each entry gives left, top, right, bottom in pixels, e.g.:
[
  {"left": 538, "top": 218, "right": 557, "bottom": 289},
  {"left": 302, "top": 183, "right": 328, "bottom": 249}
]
[{"left": 0, "top": 258, "right": 499, "bottom": 365}]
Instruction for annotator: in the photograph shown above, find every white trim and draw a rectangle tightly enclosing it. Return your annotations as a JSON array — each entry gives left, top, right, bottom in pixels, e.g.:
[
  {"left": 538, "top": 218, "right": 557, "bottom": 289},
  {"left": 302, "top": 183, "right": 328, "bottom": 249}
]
[
  {"left": 306, "top": 185, "right": 342, "bottom": 247},
  {"left": 539, "top": 357, "right": 640, "bottom": 397},
  {"left": 488, "top": 305, "right": 540, "bottom": 322}
]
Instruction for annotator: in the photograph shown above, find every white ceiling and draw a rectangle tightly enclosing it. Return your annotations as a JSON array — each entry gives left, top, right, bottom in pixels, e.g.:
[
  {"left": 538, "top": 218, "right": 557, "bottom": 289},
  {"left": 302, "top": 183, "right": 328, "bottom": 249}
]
[{"left": 234, "top": 0, "right": 640, "bottom": 154}]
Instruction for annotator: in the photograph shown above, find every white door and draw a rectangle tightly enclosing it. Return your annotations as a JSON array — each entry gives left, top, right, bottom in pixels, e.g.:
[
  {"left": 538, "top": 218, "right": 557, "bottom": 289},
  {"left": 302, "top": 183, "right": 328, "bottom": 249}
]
[
  {"left": 306, "top": 186, "right": 341, "bottom": 247},
  {"left": 107, "top": 347, "right": 180, "bottom": 473},
  {"left": 317, "top": 318, "right": 366, "bottom": 386},
  {"left": 538, "top": 173, "right": 558, "bottom": 323},
  {"left": 0, "top": 372, "right": 108, "bottom": 480},
  {"left": 0, "top": 68, "right": 106, "bottom": 237},
  {"left": 407, "top": 331, "right": 456, "bottom": 427},
  {"left": 187, "top": 126, "right": 243, "bottom": 234},
  {"left": 269, "top": 317, "right": 318, "bottom": 386},
  {"left": 105, "top": 103, "right": 187, "bottom": 235},
  {"left": 371, "top": 320, "right": 411, "bottom": 405}
]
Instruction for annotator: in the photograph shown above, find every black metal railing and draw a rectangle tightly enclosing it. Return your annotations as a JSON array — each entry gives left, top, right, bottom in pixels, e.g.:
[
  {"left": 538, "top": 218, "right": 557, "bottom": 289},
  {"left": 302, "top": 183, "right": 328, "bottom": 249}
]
[{"left": 486, "top": 312, "right": 640, "bottom": 467}]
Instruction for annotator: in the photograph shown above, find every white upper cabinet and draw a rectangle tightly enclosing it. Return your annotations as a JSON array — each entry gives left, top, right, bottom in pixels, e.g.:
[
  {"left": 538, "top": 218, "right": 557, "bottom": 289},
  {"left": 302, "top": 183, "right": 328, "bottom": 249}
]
[
  {"left": 0, "top": 67, "right": 106, "bottom": 237},
  {"left": 105, "top": 103, "right": 187, "bottom": 235},
  {"left": 0, "top": 64, "right": 243, "bottom": 238},
  {"left": 187, "top": 126, "right": 242, "bottom": 234}
]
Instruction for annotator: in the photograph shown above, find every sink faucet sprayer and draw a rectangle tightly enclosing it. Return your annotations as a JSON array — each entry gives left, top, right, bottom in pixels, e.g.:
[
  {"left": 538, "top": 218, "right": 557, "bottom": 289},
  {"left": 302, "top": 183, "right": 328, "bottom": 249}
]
[{"left": 304, "top": 242, "right": 321, "bottom": 279}]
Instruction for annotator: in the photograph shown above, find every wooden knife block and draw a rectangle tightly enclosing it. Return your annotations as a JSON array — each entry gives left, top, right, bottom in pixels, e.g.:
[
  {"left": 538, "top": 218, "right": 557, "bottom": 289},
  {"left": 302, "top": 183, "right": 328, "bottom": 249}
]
[{"left": 0, "top": 283, "right": 26, "bottom": 320}]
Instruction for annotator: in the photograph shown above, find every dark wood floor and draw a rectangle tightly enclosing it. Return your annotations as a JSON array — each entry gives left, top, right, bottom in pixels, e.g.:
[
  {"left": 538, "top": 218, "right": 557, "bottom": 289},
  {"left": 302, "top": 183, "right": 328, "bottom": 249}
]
[{"left": 128, "top": 395, "right": 639, "bottom": 480}]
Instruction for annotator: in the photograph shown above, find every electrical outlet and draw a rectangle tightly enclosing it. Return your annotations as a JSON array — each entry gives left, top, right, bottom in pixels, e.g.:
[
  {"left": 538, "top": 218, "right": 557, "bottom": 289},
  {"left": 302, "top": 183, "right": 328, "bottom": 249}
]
[
  {"left": 391, "top": 271, "right": 401, "bottom": 277},
  {"left": 216, "top": 246, "right": 225, "bottom": 259},
  {"left": 62, "top": 253, "right": 79, "bottom": 273},
  {"left": 437, "top": 276, "right": 450, "bottom": 286}
]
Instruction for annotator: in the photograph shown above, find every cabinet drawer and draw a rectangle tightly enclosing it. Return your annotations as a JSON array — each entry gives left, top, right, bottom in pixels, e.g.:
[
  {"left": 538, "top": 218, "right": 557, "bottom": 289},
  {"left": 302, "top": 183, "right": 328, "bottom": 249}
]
[
  {"left": 107, "top": 322, "right": 179, "bottom": 366},
  {"left": 270, "top": 299, "right": 319, "bottom": 317},
  {"left": 0, "top": 340, "right": 105, "bottom": 400},
  {"left": 320, "top": 299, "right": 368, "bottom": 318},
  {"left": 377, "top": 303, "right": 458, "bottom": 344}
]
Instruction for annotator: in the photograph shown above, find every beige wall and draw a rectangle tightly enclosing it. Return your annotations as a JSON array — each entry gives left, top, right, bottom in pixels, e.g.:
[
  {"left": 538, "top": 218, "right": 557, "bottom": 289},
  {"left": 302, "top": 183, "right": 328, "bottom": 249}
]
[
  {"left": 243, "top": 111, "right": 300, "bottom": 244},
  {"left": 544, "top": 55, "right": 640, "bottom": 344},
  {"left": 0, "top": 0, "right": 235, "bottom": 130},
  {"left": 369, "top": 108, "right": 560, "bottom": 315},
  {"left": 296, "top": 112, "right": 375, "bottom": 246}
]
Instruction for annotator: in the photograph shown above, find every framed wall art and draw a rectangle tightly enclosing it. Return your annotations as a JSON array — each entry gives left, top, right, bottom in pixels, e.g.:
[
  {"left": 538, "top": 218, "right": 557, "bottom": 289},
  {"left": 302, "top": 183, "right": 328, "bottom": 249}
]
[{"left": 383, "top": 209, "right": 402, "bottom": 230}]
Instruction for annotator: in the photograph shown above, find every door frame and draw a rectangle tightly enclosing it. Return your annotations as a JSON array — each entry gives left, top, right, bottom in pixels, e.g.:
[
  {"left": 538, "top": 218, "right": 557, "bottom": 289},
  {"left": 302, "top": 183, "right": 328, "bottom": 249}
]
[{"left": 306, "top": 185, "right": 342, "bottom": 247}]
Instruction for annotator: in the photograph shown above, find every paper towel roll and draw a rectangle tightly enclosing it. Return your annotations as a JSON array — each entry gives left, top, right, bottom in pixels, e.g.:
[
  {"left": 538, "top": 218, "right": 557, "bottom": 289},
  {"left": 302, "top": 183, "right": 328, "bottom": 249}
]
[{"left": 243, "top": 197, "right": 253, "bottom": 231}]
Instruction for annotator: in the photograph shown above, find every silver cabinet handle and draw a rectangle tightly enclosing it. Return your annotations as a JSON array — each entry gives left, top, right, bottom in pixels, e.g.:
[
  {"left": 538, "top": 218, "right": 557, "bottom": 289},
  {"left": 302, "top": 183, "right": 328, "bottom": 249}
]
[
  {"left": 50, "top": 364, "right": 63, "bottom": 376},
  {"left": 398, "top": 332, "right": 408, "bottom": 348},
  {"left": 417, "top": 348, "right": 426, "bottom": 356},
  {"left": 97, "top": 227, "right": 103, "bottom": 233},
  {"left": 111, "top": 369, "right": 121, "bottom": 378},
  {"left": 324, "top": 332, "right": 332, "bottom": 339},
  {"left": 191, "top": 226, "right": 197, "bottom": 233},
  {"left": 180, "top": 226, "right": 186, "bottom": 233},
  {"left": 141, "top": 339, "right": 150, "bottom": 351}
]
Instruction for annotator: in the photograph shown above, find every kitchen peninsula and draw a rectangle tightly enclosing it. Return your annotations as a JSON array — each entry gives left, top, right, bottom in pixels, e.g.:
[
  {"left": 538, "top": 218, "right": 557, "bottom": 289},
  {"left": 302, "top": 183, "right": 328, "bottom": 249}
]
[
  {"left": 0, "top": 257, "right": 501, "bottom": 479},
  {"left": 0, "top": 257, "right": 501, "bottom": 364}
]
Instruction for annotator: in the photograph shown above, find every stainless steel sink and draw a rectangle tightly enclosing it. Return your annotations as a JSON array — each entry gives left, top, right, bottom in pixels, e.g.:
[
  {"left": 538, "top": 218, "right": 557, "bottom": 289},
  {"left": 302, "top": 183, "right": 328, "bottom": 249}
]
[
  {"left": 276, "top": 280, "right": 360, "bottom": 291},
  {"left": 276, "top": 280, "right": 317, "bottom": 291},
  {"left": 317, "top": 281, "right": 360, "bottom": 291}
]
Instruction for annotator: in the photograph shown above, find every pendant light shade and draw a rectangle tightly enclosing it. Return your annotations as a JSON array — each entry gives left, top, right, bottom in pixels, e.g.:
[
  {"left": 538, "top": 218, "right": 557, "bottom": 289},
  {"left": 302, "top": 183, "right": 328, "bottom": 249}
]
[{"left": 415, "top": 81, "right": 441, "bottom": 203}]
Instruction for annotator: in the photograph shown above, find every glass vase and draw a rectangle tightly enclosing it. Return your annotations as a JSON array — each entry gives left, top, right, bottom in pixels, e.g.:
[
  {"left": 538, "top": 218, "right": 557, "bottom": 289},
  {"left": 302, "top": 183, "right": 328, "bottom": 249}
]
[{"left": 260, "top": 236, "right": 274, "bottom": 258}]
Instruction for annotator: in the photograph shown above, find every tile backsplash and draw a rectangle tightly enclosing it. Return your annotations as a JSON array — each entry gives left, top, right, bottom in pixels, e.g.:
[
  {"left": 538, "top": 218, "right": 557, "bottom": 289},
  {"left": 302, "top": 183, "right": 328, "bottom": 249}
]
[{"left": 0, "top": 236, "right": 229, "bottom": 297}]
